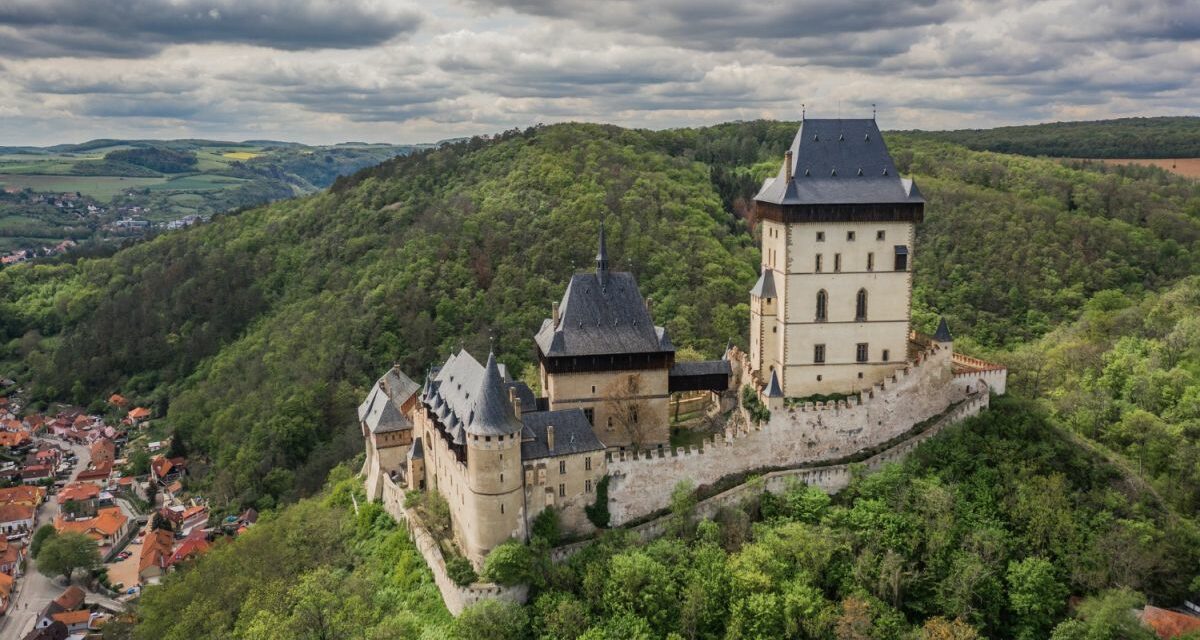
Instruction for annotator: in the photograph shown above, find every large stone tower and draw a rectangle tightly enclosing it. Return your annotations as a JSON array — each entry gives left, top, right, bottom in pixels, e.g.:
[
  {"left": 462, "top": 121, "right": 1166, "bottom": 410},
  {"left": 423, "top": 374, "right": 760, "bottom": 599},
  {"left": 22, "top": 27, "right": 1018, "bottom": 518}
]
[{"left": 750, "top": 118, "right": 925, "bottom": 397}]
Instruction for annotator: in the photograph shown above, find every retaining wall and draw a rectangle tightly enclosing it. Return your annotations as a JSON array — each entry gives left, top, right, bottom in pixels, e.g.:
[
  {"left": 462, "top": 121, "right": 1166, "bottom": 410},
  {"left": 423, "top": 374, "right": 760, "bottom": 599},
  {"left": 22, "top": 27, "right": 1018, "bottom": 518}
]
[
  {"left": 377, "top": 474, "right": 528, "bottom": 615},
  {"left": 606, "top": 344, "right": 979, "bottom": 525}
]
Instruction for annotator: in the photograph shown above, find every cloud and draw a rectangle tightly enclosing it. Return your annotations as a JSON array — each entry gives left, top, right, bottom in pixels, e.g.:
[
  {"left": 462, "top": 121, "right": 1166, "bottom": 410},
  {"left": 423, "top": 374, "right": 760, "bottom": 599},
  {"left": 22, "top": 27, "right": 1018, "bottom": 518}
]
[
  {"left": 0, "top": 0, "right": 423, "bottom": 58},
  {"left": 0, "top": 0, "right": 1195, "bottom": 145}
]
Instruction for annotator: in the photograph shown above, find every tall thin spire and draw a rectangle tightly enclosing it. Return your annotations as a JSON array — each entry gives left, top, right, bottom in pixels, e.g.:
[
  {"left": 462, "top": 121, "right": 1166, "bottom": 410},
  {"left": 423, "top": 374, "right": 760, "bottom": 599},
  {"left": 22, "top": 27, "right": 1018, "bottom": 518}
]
[{"left": 596, "top": 222, "right": 609, "bottom": 274}]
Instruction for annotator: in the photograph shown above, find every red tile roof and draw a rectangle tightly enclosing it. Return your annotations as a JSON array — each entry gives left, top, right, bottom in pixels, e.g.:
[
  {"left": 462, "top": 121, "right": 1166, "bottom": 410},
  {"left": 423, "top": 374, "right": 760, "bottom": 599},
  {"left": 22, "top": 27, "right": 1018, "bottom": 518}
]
[
  {"left": 0, "top": 503, "right": 34, "bottom": 524},
  {"left": 57, "top": 482, "right": 100, "bottom": 504},
  {"left": 108, "top": 394, "right": 127, "bottom": 407},
  {"left": 127, "top": 407, "right": 151, "bottom": 420},
  {"left": 0, "top": 485, "right": 44, "bottom": 507},
  {"left": 52, "top": 585, "right": 85, "bottom": 611},
  {"left": 1142, "top": 606, "right": 1200, "bottom": 639}
]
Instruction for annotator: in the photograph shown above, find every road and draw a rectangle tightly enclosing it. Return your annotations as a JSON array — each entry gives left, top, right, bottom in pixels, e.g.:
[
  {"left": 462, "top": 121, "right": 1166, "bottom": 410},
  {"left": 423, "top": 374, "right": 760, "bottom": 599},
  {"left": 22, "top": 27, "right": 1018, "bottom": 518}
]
[{"left": 0, "top": 438, "right": 131, "bottom": 640}]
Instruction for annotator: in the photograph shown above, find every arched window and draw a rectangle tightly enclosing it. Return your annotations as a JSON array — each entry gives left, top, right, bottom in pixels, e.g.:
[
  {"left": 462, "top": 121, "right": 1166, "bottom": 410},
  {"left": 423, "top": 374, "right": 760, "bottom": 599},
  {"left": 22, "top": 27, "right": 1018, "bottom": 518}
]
[
  {"left": 816, "top": 290, "right": 828, "bottom": 321},
  {"left": 856, "top": 289, "right": 868, "bottom": 321}
]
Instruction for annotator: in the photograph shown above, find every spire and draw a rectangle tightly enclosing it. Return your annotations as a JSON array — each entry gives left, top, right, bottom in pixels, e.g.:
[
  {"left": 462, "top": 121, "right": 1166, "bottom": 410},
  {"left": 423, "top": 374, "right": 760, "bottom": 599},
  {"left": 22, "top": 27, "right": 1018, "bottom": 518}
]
[
  {"left": 596, "top": 222, "right": 609, "bottom": 274},
  {"left": 465, "top": 350, "right": 523, "bottom": 437},
  {"left": 765, "top": 370, "right": 783, "bottom": 398},
  {"left": 933, "top": 317, "right": 953, "bottom": 343}
]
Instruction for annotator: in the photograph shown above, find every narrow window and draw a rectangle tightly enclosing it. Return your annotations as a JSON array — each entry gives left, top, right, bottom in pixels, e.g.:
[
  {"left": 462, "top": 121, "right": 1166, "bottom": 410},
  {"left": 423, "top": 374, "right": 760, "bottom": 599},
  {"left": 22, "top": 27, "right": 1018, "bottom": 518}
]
[
  {"left": 559, "top": 484, "right": 566, "bottom": 497},
  {"left": 585, "top": 456, "right": 592, "bottom": 471},
  {"left": 834, "top": 254, "right": 841, "bottom": 272},
  {"left": 882, "top": 349, "right": 890, "bottom": 362},
  {"left": 894, "top": 246, "right": 908, "bottom": 271},
  {"left": 856, "top": 289, "right": 868, "bottom": 321},
  {"left": 867, "top": 252, "right": 874, "bottom": 271},
  {"left": 817, "top": 375, "right": 823, "bottom": 381},
  {"left": 632, "top": 407, "right": 638, "bottom": 423},
  {"left": 500, "top": 472, "right": 504, "bottom": 483},
  {"left": 816, "top": 290, "right": 827, "bottom": 321},
  {"left": 583, "top": 408, "right": 594, "bottom": 425},
  {"left": 816, "top": 231, "right": 825, "bottom": 242},
  {"left": 814, "top": 344, "right": 826, "bottom": 364},
  {"left": 856, "top": 343, "right": 869, "bottom": 363},
  {"left": 586, "top": 479, "right": 593, "bottom": 493},
  {"left": 815, "top": 254, "right": 823, "bottom": 272},
  {"left": 847, "top": 230, "right": 856, "bottom": 241},
  {"left": 559, "top": 460, "right": 566, "bottom": 474},
  {"left": 591, "top": 385, "right": 596, "bottom": 394},
  {"left": 877, "top": 230, "right": 886, "bottom": 241},
  {"left": 500, "top": 503, "right": 505, "bottom": 514}
]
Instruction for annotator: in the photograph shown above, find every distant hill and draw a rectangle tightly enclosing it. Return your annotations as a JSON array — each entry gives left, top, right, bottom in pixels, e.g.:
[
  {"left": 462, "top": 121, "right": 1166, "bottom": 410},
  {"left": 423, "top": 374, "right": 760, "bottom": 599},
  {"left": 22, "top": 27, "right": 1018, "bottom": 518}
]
[
  {"left": 0, "top": 138, "right": 432, "bottom": 253},
  {"left": 903, "top": 116, "right": 1200, "bottom": 158}
]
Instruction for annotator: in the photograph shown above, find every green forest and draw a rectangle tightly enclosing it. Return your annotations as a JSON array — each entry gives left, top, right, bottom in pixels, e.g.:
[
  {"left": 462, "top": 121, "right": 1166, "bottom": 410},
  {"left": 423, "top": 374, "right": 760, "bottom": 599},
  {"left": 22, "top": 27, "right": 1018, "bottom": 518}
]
[
  {"left": 2, "top": 118, "right": 1200, "bottom": 637},
  {"left": 907, "top": 116, "right": 1200, "bottom": 158}
]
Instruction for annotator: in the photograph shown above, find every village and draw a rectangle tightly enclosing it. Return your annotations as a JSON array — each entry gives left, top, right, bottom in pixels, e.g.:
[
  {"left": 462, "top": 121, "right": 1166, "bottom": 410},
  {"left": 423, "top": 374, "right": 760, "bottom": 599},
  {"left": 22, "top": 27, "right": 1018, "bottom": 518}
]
[{"left": 0, "top": 381, "right": 256, "bottom": 640}]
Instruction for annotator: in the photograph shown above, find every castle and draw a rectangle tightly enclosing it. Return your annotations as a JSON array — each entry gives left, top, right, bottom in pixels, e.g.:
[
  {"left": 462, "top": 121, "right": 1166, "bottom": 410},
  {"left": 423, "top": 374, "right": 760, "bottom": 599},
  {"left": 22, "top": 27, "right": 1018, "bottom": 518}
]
[{"left": 361, "top": 118, "right": 1007, "bottom": 582}]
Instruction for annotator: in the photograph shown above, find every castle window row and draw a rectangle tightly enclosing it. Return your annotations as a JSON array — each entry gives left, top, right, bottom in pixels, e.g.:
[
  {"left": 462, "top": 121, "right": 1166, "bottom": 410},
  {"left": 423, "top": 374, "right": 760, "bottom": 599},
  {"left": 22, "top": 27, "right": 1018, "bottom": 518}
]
[
  {"left": 814, "top": 289, "right": 868, "bottom": 322},
  {"left": 811, "top": 343, "right": 889, "bottom": 363},
  {"left": 812, "top": 229, "right": 887, "bottom": 242},
  {"left": 814, "top": 251, "right": 902, "bottom": 272}
]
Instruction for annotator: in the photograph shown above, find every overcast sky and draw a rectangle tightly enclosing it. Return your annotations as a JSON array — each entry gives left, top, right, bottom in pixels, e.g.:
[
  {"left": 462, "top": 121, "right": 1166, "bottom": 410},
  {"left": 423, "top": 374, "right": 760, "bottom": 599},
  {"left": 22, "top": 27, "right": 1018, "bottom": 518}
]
[{"left": 0, "top": 0, "right": 1196, "bottom": 146}]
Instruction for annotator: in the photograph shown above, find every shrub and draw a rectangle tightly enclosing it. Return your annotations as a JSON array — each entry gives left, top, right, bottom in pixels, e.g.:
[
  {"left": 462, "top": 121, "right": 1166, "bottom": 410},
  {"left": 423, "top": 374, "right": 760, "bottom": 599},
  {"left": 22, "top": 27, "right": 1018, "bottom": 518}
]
[
  {"left": 30, "top": 524, "right": 55, "bottom": 558},
  {"left": 532, "top": 507, "right": 561, "bottom": 546},
  {"left": 446, "top": 553, "right": 478, "bottom": 587},
  {"left": 482, "top": 541, "right": 534, "bottom": 586},
  {"left": 585, "top": 476, "right": 611, "bottom": 529}
]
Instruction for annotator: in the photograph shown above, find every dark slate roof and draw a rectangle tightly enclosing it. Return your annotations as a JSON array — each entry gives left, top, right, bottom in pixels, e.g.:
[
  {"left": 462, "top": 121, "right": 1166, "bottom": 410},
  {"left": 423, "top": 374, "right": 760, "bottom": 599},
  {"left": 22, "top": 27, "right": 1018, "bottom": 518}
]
[
  {"left": 505, "top": 381, "right": 538, "bottom": 414},
  {"left": 423, "top": 350, "right": 523, "bottom": 438},
  {"left": 358, "top": 367, "right": 418, "bottom": 434},
  {"left": 669, "top": 360, "right": 732, "bottom": 377},
  {"left": 765, "top": 370, "right": 784, "bottom": 398},
  {"left": 408, "top": 437, "right": 424, "bottom": 460},
  {"left": 520, "top": 409, "right": 606, "bottom": 460},
  {"left": 535, "top": 270, "right": 673, "bottom": 358},
  {"left": 749, "top": 269, "right": 777, "bottom": 298},
  {"left": 755, "top": 119, "right": 924, "bottom": 206},
  {"left": 933, "top": 317, "right": 953, "bottom": 342}
]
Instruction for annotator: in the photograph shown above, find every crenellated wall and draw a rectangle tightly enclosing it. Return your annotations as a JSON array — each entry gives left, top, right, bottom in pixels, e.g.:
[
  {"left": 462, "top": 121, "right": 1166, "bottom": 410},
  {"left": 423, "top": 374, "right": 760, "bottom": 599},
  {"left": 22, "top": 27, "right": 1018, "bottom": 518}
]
[
  {"left": 378, "top": 474, "right": 528, "bottom": 615},
  {"left": 605, "top": 342, "right": 979, "bottom": 525}
]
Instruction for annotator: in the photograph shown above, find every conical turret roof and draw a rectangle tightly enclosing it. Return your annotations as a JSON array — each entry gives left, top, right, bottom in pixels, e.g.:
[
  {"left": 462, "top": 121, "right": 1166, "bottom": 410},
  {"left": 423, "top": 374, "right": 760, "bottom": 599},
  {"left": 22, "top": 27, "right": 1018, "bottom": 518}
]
[
  {"left": 933, "top": 317, "right": 953, "bottom": 343},
  {"left": 465, "top": 351, "right": 523, "bottom": 437}
]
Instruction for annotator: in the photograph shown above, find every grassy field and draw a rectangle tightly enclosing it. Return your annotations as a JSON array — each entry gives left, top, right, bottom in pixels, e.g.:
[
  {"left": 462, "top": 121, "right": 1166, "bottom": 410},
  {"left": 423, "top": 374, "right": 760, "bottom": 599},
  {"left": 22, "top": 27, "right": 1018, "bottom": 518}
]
[
  {"left": 1094, "top": 158, "right": 1200, "bottom": 179},
  {"left": 145, "top": 174, "right": 247, "bottom": 192},
  {"left": 222, "top": 151, "right": 261, "bottom": 160},
  {"left": 0, "top": 174, "right": 165, "bottom": 200}
]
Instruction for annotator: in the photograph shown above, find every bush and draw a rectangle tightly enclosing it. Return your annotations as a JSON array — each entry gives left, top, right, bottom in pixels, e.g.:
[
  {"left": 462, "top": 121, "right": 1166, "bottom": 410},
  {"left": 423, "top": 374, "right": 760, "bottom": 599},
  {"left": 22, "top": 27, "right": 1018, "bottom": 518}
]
[
  {"left": 585, "top": 476, "right": 611, "bottom": 529},
  {"left": 532, "top": 507, "right": 561, "bottom": 546},
  {"left": 456, "top": 600, "right": 531, "bottom": 640},
  {"left": 446, "top": 553, "right": 478, "bottom": 587},
  {"left": 742, "top": 386, "right": 770, "bottom": 424},
  {"left": 482, "top": 541, "right": 534, "bottom": 586},
  {"left": 30, "top": 524, "right": 55, "bottom": 558}
]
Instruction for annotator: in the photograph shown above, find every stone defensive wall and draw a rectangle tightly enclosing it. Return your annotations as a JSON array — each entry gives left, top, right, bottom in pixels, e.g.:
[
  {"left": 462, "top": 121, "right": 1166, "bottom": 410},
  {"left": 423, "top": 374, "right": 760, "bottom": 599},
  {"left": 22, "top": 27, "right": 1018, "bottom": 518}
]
[
  {"left": 377, "top": 473, "right": 528, "bottom": 615},
  {"left": 605, "top": 342, "right": 994, "bottom": 526},
  {"left": 551, "top": 388, "right": 990, "bottom": 563}
]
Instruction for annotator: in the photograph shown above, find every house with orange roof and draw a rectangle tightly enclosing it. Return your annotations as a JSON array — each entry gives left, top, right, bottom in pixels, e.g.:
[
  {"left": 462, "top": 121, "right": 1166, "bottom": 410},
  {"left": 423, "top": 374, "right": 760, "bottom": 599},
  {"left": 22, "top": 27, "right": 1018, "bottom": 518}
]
[
  {"left": 0, "top": 571, "right": 12, "bottom": 614},
  {"left": 0, "top": 538, "right": 23, "bottom": 576},
  {"left": 139, "top": 528, "right": 174, "bottom": 583},
  {"left": 126, "top": 407, "right": 151, "bottom": 425},
  {"left": 0, "top": 503, "right": 35, "bottom": 534},
  {"left": 57, "top": 482, "right": 100, "bottom": 505},
  {"left": 1141, "top": 606, "right": 1200, "bottom": 639},
  {"left": 75, "top": 461, "right": 113, "bottom": 484},
  {"left": 54, "top": 507, "right": 129, "bottom": 547},
  {"left": 170, "top": 530, "right": 212, "bottom": 566},
  {"left": 108, "top": 394, "right": 128, "bottom": 408},
  {"left": 49, "top": 609, "right": 93, "bottom": 633},
  {"left": 0, "top": 431, "right": 30, "bottom": 448},
  {"left": 150, "top": 455, "right": 181, "bottom": 485},
  {"left": 89, "top": 439, "right": 115, "bottom": 468},
  {"left": 0, "top": 484, "right": 45, "bottom": 507}
]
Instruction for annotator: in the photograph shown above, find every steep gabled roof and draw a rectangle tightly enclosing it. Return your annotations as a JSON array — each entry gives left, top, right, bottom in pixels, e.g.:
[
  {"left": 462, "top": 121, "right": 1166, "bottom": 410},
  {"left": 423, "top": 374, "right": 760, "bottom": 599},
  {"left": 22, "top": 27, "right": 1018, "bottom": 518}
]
[
  {"left": 765, "top": 370, "right": 784, "bottom": 398},
  {"left": 358, "top": 367, "right": 418, "bottom": 434},
  {"left": 423, "top": 350, "right": 523, "bottom": 438},
  {"left": 755, "top": 119, "right": 924, "bottom": 206},
  {"left": 535, "top": 271, "right": 672, "bottom": 358},
  {"left": 933, "top": 317, "right": 953, "bottom": 342}
]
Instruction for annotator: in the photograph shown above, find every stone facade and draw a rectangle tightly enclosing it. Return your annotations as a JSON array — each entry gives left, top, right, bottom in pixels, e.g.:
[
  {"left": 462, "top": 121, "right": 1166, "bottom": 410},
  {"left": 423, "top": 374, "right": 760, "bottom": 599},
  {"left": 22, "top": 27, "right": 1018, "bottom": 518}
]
[{"left": 540, "top": 368, "right": 670, "bottom": 448}]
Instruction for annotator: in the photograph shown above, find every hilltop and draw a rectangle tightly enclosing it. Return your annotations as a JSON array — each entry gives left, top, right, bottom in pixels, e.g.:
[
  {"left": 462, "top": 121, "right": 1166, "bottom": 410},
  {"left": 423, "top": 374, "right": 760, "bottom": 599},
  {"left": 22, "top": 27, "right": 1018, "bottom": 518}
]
[
  {"left": 1, "top": 120, "right": 1199, "bottom": 512},
  {"left": 904, "top": 116, "right": 1200, "bottom": 159}
]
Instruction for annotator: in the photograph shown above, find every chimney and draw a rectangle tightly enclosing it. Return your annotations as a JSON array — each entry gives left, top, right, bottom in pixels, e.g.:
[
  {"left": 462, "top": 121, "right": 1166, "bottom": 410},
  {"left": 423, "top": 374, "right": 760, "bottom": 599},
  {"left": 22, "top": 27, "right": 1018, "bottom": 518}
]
[
  {"left": 509, "top": 387, "right": 522, "bottom": 420},
  {"left": 784, "top": 150, "right": 793, "bottom": 181},
  {"left": 645, "top": 296, "right": 653, "bottom": 315},
  {"left": 552, "top": 301, "right": 560, "bottom": 325},
  {"left": 546, "top": 425, "right": 555, "bottom": 452}
]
